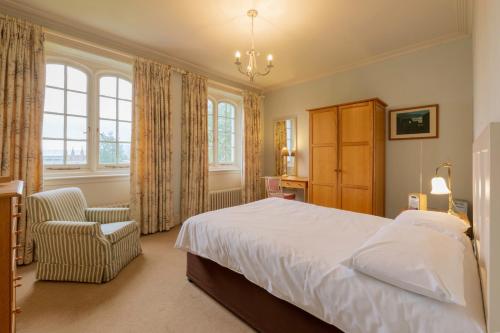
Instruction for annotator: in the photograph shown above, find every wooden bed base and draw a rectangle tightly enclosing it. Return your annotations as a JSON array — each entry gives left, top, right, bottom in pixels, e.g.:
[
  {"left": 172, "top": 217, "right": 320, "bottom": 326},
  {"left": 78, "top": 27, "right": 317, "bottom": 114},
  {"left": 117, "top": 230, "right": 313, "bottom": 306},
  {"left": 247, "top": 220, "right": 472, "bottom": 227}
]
[{"left": 186, "top": 252, "right": 343, "bottom": 333}]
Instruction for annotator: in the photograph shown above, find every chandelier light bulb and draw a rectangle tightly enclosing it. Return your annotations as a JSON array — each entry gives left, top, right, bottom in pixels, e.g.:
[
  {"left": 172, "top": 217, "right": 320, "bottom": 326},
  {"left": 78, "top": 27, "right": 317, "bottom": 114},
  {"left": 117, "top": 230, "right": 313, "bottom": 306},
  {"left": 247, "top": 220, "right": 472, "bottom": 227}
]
[
  {"left": 267, "top": 54, "right": 273, "bottom": 66},
  {"left": 235, "top": 51, "right": 241, "bottom": 62}
]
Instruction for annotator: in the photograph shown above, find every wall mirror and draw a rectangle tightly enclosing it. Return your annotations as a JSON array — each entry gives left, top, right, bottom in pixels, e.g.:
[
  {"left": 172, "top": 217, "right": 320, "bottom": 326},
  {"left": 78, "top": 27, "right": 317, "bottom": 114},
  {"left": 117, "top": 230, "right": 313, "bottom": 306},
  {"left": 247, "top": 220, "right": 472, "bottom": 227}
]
[{"left": 273, "top": 117, "right": 297, "bottom": 176}]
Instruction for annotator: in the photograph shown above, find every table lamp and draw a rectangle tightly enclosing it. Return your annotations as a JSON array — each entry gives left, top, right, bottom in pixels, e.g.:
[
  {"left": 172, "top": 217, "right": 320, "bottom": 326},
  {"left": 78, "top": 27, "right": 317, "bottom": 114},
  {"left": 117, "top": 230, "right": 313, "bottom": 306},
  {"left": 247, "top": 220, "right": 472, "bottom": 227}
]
[
  {"left": 430, "top": 162, "right": 455, "bottom": 215},
  {"left": 280, "top": 147, "right": 289, "bottom": 177}
]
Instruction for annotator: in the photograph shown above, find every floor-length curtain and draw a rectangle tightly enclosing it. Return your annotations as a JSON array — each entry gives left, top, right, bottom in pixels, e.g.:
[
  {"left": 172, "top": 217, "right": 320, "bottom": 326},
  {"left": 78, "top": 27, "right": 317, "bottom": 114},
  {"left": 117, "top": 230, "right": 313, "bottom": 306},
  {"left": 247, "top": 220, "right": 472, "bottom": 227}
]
[
  {"left": 274, "top": 120, "right": 286, "bottom": 176},
  {"left": 181, "top": 73, "right": 208, "bottom": 221},
  {"left": 130, "top": 58, "right": 172, "bottom": 234},
  {"left": 242, "top": 91, "right": 262, "bottom": 203},
  {"left": 0, "top": 16, "right": 45, "bottom": 264}
]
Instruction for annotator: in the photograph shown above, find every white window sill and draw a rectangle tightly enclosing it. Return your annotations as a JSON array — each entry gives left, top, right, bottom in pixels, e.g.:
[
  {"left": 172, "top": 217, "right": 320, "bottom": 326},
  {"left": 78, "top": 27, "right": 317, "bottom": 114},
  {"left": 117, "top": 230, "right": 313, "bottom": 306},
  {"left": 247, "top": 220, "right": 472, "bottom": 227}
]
[
  {"left": 44, "top": 170, "right": 130, "bottom": 184},
  {"left": 209, "top": 165, "right": 241, "bottom": 174}
]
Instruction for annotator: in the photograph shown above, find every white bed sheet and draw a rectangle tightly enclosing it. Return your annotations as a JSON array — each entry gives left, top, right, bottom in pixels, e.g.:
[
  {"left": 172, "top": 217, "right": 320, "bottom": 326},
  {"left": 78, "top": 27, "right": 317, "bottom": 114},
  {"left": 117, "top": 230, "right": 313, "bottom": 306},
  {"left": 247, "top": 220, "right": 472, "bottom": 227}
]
[{"left": 175, "top": 198, "right": 486, "bottom": 333}]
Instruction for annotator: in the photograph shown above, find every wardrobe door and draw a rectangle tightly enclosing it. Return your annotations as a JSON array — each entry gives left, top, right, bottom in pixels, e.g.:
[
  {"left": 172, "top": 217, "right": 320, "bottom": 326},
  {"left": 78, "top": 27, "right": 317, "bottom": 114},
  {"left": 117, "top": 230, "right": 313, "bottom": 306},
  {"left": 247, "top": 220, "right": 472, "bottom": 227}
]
[
  {"left": 339, "top": 102, "right": 373, "bottom": 214},
  {"left": 309, "top": 107, "right": 339, "bottom": 207}
]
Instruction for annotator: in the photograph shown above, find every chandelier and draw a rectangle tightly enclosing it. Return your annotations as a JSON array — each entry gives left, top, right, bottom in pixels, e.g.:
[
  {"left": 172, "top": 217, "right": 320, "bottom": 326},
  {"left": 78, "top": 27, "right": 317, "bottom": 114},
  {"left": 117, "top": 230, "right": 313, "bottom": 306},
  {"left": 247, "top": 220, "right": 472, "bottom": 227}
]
[{"left": 234, "top": 9, "right": 274, "bottom": 82}]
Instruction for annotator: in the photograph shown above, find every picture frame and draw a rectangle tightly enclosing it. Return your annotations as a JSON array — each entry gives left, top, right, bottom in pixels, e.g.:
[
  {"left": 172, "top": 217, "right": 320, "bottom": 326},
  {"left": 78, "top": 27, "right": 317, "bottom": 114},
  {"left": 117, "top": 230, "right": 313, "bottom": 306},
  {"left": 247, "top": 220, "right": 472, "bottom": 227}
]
[{"left": 388, "top": 104, "right": 439, "bottom": 140}]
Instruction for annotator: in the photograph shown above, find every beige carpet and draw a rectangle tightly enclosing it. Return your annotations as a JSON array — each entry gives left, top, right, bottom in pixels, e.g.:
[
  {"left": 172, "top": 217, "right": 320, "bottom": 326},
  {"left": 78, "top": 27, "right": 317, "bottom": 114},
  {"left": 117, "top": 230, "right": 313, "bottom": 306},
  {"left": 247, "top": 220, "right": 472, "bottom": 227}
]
[{"left": 16, "top": 227, "right": 254, "bottom": 333}]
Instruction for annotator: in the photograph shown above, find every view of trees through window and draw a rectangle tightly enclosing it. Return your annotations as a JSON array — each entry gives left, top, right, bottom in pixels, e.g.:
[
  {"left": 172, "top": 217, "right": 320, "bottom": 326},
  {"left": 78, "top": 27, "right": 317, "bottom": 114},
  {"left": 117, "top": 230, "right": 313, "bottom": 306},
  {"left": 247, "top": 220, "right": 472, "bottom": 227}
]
[{"left": 98, "top": 76, "right": 132, "bottom": 165}]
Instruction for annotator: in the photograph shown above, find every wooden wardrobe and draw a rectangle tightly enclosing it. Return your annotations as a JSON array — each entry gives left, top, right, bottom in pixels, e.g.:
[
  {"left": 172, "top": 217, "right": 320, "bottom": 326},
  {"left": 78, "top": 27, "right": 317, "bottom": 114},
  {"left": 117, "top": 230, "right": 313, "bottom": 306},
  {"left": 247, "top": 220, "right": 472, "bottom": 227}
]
[{"left": 308, "top": 98, "right": 386, "bottom": 216}]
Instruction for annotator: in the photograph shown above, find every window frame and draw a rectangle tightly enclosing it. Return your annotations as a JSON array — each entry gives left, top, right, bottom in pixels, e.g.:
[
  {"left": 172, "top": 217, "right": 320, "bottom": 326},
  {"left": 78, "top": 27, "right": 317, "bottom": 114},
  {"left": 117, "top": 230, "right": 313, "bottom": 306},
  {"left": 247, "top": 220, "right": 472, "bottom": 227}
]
[
  {"left": 43, "top": 61, "right": 91, "bottom": 170},
  {"left": 207, "top": 93, "right": 242, "bottom": 171},
  {"left": 43, "top": 57, "right": 132, "bottom": 178},
  {"left": 96, "top": 73, "right": 133, "bottom": 169}
]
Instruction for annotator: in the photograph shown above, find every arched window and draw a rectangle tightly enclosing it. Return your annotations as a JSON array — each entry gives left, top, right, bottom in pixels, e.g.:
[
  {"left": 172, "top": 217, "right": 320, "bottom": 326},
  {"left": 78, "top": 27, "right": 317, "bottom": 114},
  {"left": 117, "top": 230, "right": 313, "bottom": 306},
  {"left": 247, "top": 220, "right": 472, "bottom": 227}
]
[
  {"left": 43, "top": 63, "right": 88, "bottom": 166},
  {"left": 98, "top": 75, "right": 132, "bottom": 165},
  {"left": 207, "top": 98, "right": 238, "bottom": 167}
]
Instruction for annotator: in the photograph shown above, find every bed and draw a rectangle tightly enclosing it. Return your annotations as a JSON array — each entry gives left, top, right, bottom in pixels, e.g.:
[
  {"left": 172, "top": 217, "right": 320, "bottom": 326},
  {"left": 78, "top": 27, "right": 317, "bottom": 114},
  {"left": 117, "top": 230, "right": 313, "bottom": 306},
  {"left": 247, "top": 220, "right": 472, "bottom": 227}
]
[{"left": 175, "top": 198, "right": 486, "bottom": 333}]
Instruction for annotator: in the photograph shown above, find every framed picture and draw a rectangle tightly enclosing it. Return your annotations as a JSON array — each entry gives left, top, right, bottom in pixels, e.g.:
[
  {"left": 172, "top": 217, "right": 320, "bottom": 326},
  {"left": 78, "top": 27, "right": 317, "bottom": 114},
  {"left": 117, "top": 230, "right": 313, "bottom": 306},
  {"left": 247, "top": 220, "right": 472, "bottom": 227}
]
[{"left": 389, "top": 104, "right": 439, "bottom": 140}]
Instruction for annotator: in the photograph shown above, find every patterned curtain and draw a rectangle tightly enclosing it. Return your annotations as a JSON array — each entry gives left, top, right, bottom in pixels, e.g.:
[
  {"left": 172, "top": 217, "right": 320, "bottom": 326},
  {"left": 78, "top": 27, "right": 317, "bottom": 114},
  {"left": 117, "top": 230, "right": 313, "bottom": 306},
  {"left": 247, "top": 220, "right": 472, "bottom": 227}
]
[
  {"left": 242, "top": 91, "right": 262, "bottom": 203},
  {"left": 130, "top": 58, "right": 172, "bottom": 234},
  {"left": 181, "top": 73, "right": 208, "bottom": 221},
  {"left": 0, "top": 16, "right": 45, "bottom": 265},
  {"left": 274, "top": 120, "right": 286, "bottom": 176}
]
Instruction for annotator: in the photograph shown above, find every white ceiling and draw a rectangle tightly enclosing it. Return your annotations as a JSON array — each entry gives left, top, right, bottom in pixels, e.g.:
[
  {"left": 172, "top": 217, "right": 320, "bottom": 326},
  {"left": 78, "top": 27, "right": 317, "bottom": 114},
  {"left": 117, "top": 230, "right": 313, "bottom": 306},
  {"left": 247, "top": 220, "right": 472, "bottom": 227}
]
[{"left": 1, "top": 0, "right": 470, "bottom": 90}]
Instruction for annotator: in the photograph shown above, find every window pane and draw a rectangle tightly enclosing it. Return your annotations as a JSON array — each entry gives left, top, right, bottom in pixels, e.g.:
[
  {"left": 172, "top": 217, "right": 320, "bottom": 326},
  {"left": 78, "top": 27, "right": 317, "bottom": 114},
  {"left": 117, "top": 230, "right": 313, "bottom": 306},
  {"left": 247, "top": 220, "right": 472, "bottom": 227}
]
[
  {"left": 67, "top": 91, "right": 87, "bottom": 116},
  {"left": 42, "top": 140, "right": 64, "bottom": 165},
  {"left": 100, "top": 120, "right": 116, "bottom": 141},
  {"left": 218, "top": 144, "right": 226, "bottom": 162},
  {"left": 118, "top": 78, "right": 132, "bottom": 100},
  {"left": 208, "top": 100, "right": 213, "bottom": 115},
  {"left": 118, "top": 143, "right": 131, "bottom": 163},
  {"left": 208, "top": 146, "right": 213, "bottom": 164},
  {"left": 99, "top": 142, "right": 116, "bottom": 164},
  {"left": 67, "top": 116, "right": 87, "bottom": 140},
  {"left": 208, "top": 130, "right": 213, "bottom": 145},
  {"left": 228, "top": 104, "right": 235, "bottom": 118},
  {"left": 208, "top": 114, "right": 213, "bottom": 132},
  {"left": 100, "top": 97, "right": 116, "bottom": 119},
  {"left": 218, "top": 116, "right": 225, "bottom": 131},
  {"left": 44, "top": 88, "right": 64, "bottom": 114},
  {"left": 43, "top": 114, "right": 64, "bottom": 139},
  {"left": 100, "top": 76, "right": 116, "bottom": 97},
  {"left": 67, "top": 67, "right": 87, "bottom": 92},
  {"left": 118, "top": 121, "right": 131, "bottom": 142},
  {"left": 118, "top": 100, "right": 132, "bottom": 121},
  {"left": 66, "top": 140, "right": 87, "bottom": 164},
  {"left": 218, "top": 102, "right": 226, "bottom": 116},
  {"left": 46, "top": 64, "right": 64, "bottom": 88}
]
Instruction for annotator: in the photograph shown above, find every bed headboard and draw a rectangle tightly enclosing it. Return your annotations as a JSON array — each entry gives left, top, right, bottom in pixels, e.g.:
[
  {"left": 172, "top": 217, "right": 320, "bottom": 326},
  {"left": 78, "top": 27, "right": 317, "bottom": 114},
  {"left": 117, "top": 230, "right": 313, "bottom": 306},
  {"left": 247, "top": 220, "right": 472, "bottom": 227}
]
[{"left": 473, "top": 123, "right": 500, "bottom": 333}]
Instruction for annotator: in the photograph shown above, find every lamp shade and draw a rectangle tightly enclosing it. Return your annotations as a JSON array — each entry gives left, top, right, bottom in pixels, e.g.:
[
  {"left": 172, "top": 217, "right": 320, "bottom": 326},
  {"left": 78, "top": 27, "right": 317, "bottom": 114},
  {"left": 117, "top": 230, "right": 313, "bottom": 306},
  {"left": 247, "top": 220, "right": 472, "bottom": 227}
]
[
  {"left": 431, "top": 176, "right": 451, "bottom": 195},
  {"left": 280, "top": 147, "right": 289, "bottom": 157}
]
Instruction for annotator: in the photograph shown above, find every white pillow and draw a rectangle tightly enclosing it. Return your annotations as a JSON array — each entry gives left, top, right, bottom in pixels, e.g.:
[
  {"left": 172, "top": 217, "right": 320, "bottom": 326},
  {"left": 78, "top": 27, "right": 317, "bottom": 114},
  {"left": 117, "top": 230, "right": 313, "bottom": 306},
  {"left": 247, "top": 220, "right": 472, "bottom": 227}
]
[
  {"left": 345, "top": 223, "right": 466, "bottom": 306},
  {"left": 395, "top": 210, "right": 468, "bottom": 243}
]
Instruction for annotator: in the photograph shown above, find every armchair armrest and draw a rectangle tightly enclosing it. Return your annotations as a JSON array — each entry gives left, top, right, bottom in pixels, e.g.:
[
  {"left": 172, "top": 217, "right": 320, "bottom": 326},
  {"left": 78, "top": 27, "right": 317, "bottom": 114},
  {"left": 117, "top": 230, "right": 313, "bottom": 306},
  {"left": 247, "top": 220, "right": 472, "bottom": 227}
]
[
  {"left": 32, "top": 221, "right": 103, "bottom": 236},
  {"left": 85, "top": 207, "right": 131, "bottom": 224},
  {"left": 32, "top": 221, "right": 110, "bottom": 266}
]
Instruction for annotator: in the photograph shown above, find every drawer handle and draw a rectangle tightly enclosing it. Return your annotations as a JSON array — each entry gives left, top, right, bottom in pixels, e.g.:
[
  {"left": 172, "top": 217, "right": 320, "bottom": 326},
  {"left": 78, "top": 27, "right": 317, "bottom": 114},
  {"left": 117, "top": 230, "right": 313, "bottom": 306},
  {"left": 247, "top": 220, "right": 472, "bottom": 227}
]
[
  {"left": 12, "top": 307, "right": 21, "bottom": 314},
  {"left": 15, "top": 256, "right": 23, "bottom": 261},
  {"left": 14, "top": 276, "right": 22, "bottom": 281},
  {"left": 14, "top": 283, "right": 22, "bottom": 288},
  {"left": 12, "top": 245, "right": 22, "bottom": 250},
  {"left": 15, "top": 229, "right": 23, "bottom": 235},
  {"left": 13, "top": 213, "right": 22, "bottom": 218}
]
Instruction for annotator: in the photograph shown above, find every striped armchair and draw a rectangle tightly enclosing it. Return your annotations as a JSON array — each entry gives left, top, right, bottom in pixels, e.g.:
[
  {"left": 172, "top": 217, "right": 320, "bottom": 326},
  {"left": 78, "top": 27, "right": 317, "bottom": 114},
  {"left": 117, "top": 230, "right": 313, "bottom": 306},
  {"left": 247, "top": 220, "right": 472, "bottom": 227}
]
[{"left": 27, "top": 187, "right": 142, "bottom": 283}]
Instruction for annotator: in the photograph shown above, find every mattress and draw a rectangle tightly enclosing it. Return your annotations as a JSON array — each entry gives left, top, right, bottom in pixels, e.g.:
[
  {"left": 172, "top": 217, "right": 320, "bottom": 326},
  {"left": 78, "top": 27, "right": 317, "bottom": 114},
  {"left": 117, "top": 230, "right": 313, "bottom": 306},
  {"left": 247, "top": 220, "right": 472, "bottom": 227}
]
[{"left": 175, "top": 198, "right": 486, "bottom": 333}]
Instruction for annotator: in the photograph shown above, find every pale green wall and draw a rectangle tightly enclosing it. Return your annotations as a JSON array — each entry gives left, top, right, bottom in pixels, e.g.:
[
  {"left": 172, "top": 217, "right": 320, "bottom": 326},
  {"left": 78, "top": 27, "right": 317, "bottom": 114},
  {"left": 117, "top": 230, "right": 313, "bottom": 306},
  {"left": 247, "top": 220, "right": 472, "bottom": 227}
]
[{"left": 263, "top": 38, "right": 473, "bottom": 218}]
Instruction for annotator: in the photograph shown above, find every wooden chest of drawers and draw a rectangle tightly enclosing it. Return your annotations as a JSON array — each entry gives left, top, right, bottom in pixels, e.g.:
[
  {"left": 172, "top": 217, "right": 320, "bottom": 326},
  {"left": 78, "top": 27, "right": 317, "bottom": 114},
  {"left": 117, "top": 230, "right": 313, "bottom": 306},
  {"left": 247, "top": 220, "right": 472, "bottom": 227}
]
[{"left": 0, "top": 180, "right": 24, "bottom": 333}]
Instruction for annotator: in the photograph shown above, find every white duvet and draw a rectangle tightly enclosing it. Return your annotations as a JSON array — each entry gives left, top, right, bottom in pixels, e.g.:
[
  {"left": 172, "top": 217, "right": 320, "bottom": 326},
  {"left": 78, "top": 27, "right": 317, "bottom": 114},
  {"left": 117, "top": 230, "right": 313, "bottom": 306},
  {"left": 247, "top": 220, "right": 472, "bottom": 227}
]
[{"left": 175, "top": 198, "right": 486, "bottom": 333}]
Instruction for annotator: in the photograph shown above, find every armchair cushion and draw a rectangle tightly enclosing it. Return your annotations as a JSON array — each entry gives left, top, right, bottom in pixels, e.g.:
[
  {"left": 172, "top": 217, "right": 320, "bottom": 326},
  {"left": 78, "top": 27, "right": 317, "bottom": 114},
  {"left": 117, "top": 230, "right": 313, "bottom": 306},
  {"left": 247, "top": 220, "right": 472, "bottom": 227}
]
[
  {"left": 101, "top": 221, "right": 139, "bottom": 244},
  {"left": 85, "top": 207, "right": 130, "bottom": 224}
]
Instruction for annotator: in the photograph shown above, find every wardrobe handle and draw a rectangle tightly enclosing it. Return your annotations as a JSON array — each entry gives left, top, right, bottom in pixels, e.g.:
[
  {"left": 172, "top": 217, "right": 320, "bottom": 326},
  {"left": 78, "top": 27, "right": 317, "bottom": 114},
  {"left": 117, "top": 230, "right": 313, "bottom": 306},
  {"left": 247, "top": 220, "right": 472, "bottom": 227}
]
[{"left": 334, "top": 169, "right": 342, "bottom": 173}]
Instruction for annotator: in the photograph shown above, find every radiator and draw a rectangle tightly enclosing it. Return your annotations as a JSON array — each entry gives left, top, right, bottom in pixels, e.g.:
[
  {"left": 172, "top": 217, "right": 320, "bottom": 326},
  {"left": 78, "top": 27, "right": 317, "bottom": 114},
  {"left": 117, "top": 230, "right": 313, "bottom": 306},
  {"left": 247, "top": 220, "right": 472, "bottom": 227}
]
[{"left": 209, "top": 188, "right": 242, "bottom": 211}]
